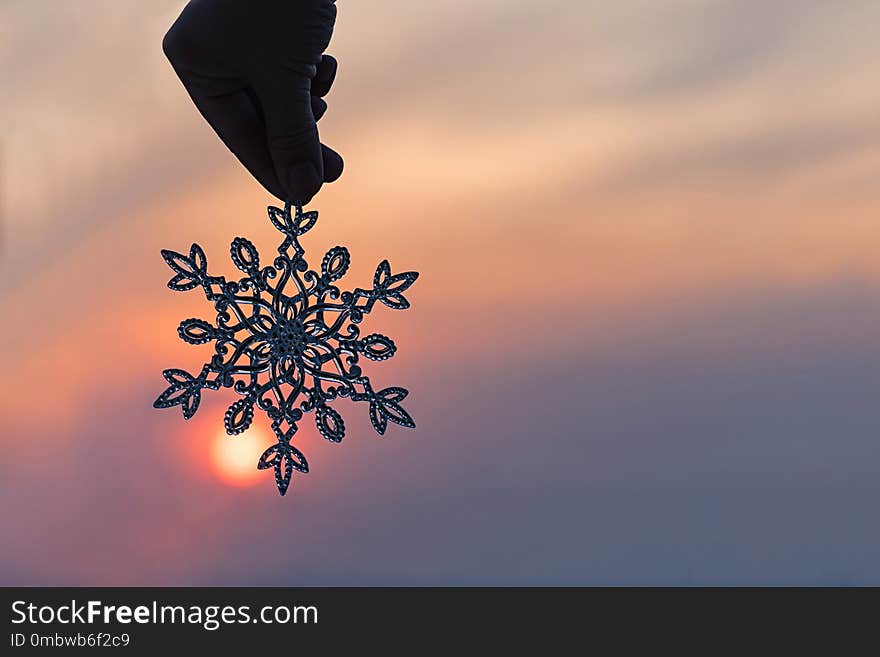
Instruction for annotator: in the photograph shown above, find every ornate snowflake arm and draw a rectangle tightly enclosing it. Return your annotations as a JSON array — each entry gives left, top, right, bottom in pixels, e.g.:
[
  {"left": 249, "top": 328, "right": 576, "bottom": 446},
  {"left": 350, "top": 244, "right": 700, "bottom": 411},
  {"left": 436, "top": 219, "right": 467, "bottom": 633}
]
[
  {"left": 152, "top": 364, "right": 220, "bottom": 420},
  {"left": 268, "top": 204, "right": 317, "bottom": 261},
  {"left": 340, "top": 376, "right": 416, "bottom": 436},
  {"left": 257, "top": 441, "right": 308, "bottom": 496},
  {"left": 351, "top": 260, "right": 419, "bottom": 315},
  {"left": 224, "top": 397, "right": 255, "bottom": 435},
  {"left": 340, "top": 333, "right": 397, "bottom": 361},
  {"left": 229, "top": 237, "right": 268, "bottom": 291},
  {"left": 365, "top": 386, "right": 415, "bottom": 435},
  {"left": 177, "top": 318, "right": 226, "bottom": 345},
  {"left": 161, "top": 244, "right": 226, "bottom": 301},
  {"left": 313, "top": 404, "right": 345, "bottom": 443}
]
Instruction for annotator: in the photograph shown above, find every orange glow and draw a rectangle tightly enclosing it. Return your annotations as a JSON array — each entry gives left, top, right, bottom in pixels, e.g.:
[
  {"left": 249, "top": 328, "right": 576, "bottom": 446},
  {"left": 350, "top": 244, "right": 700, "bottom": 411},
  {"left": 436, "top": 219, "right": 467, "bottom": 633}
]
[{"left": 209, "top": 428, "right": 268, "bottom": 488}]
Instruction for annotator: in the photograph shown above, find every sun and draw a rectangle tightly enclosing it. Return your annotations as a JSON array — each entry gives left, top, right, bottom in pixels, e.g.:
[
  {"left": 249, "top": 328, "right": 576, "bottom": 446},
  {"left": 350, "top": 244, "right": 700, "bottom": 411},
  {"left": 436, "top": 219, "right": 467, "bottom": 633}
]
[{"left": 209, "top": 427, "right": 267, "bottom": 488}]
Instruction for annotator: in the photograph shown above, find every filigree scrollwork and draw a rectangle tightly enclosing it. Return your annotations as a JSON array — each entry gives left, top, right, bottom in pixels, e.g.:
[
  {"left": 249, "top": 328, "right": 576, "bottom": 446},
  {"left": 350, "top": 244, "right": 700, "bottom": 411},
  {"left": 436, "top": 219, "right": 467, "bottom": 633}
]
[{"left": 154, "top": 203, "right": 418, "bottom": 495}]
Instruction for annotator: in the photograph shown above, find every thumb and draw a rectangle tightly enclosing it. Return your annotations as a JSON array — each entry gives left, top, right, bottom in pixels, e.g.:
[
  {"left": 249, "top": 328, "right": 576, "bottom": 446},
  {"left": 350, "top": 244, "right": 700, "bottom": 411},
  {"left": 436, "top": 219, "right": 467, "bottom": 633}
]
[{"left": 251, "top": 67, "right": 324, "bottom": 204}]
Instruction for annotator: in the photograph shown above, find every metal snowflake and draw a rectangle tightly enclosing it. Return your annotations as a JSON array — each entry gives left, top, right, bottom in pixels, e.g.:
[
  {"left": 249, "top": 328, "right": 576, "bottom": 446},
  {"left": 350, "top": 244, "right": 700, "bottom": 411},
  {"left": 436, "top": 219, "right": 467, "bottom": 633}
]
[{"left": 153, "top": 202, "right": 418, "bottom": 495}]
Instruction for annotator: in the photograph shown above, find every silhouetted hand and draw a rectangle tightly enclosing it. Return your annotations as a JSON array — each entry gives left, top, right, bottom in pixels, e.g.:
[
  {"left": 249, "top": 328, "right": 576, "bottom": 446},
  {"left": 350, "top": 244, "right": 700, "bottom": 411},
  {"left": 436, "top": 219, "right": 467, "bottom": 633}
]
[{"left": 163, "top": 0, "right": 342, "bottom": 204}]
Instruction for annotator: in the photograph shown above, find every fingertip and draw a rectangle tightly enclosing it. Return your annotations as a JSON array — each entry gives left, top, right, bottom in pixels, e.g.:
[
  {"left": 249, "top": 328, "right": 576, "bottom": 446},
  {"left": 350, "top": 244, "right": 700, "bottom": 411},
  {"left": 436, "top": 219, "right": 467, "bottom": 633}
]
[
  {"left": 286, "top": 161, "right": 322, "bottom": 205},
  {"left": 311, "top": 96, "right": 328, "bottom": 121},
  {"left": 312, "top": 54, "right": 338, "bottom": 97},
  {"left": 321, "top": 144, "right": 343, "bottom": 183}
]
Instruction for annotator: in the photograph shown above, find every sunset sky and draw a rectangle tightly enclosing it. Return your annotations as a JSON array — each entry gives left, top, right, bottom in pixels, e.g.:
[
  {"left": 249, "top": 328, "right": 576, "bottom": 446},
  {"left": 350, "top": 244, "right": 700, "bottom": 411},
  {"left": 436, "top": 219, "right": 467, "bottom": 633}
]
[{"left": 2, "top": 0, "right": 880, "bottom": 584}]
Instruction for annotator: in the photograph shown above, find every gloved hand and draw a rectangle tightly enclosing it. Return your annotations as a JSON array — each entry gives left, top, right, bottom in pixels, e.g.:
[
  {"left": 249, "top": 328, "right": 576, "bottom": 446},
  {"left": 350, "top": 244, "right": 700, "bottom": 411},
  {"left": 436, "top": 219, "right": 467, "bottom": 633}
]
[{"left": 163, "top": 0, "right": 342, "bottom": 205}]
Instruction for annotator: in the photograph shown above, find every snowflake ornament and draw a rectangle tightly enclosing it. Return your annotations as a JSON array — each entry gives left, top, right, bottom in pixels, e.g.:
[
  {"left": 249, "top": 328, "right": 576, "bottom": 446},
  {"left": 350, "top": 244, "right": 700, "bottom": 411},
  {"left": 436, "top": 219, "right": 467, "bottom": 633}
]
[{"left": 153, "top": 202, "right": 418, "bottom": 495}]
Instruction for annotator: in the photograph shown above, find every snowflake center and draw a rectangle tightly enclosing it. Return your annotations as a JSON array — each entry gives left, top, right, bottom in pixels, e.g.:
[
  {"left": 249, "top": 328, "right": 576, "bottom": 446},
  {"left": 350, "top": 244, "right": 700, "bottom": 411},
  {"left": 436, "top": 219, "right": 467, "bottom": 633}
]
[{"left": 270, "top": 317, "right": 307, "bottom": 358}]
